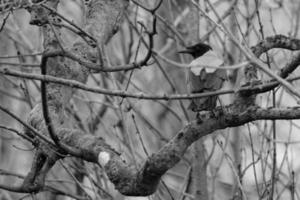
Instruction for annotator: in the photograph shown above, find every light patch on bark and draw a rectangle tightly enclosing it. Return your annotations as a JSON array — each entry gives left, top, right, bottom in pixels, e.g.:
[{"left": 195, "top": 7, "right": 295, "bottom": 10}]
[{"left": 98, "top": 151, "right": 111, "bottom": 167}]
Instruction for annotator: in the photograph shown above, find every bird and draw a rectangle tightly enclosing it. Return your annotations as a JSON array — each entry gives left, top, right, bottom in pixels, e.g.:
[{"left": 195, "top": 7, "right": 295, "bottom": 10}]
[
  {"left": 178, "top": 43, "right": 212, "bottom": 59},
  {"left": 178, "top": 42, "right": 226, "bottom": 112}
]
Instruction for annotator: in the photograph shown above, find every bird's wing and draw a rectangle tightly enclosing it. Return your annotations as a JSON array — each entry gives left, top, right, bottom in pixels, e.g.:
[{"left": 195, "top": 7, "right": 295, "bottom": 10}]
[
  {"left": 189, "top": 50, "right": 223, "bottom": 75},
  {"left": 187, "top": 70, "right": 207, "bottom": 93},
  {"left": 204, "top": 72, "right": 225, "bottom": 90}
]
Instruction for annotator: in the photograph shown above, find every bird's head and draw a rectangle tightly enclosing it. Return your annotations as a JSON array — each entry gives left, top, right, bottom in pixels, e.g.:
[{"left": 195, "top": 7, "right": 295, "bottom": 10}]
[{"left": 178, "top": 42, "right": 212, "bottom": 59}]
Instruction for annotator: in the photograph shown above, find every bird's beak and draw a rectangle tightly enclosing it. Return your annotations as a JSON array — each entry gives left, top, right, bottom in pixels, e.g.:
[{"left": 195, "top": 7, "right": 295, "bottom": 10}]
[{"left": 177, "top": 49, "right": 193, "bottom": 54}]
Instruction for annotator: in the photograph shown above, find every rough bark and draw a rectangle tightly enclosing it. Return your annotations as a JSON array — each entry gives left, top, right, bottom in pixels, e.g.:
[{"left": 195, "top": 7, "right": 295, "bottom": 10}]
[{"left": 1, "top": 0, "right": 300, "bottom": 198}]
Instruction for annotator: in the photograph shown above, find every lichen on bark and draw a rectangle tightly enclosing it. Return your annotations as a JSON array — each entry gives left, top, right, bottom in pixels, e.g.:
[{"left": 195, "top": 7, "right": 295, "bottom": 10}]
[{"left": 22, "top": 0, "right": 130, "bottom": 194}]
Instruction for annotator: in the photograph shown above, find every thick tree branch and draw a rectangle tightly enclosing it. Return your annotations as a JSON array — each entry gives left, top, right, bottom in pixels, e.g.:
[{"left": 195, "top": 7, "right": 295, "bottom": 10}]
[
  {"left": 4, "top": 0, "right": 130, "bottom": 195},
  {"left": 2, "top": 0, "right": 300, "bottom": 197},
  {"left": 96, "top": 105, "right": 300, "bottom": 195},
  {"left": 2, "top": 102, "right": 300, "bottom": 196}
]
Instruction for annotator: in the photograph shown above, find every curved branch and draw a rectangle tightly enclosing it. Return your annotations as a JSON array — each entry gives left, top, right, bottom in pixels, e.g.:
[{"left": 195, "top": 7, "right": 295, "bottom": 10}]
[
  {"left": 240, "top": 35, "right": 300, "bottom": 95},
  {"left": 251, "top": 35, "right": 300, "bottom": 57},
  {"left": 100, "top": 105, "right": 300, "bottom": 195}
]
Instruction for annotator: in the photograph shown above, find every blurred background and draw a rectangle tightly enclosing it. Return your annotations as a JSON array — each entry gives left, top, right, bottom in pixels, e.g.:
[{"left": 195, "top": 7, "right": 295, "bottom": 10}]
[{"left": 1, "top": 0, "right": 300, "bottom": 199}]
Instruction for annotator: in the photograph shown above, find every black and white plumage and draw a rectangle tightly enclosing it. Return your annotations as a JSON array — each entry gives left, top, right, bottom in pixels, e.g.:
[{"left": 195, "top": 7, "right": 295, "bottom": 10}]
[{"left": 179, "top": 42, "right": 226, "bottom": 112}]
